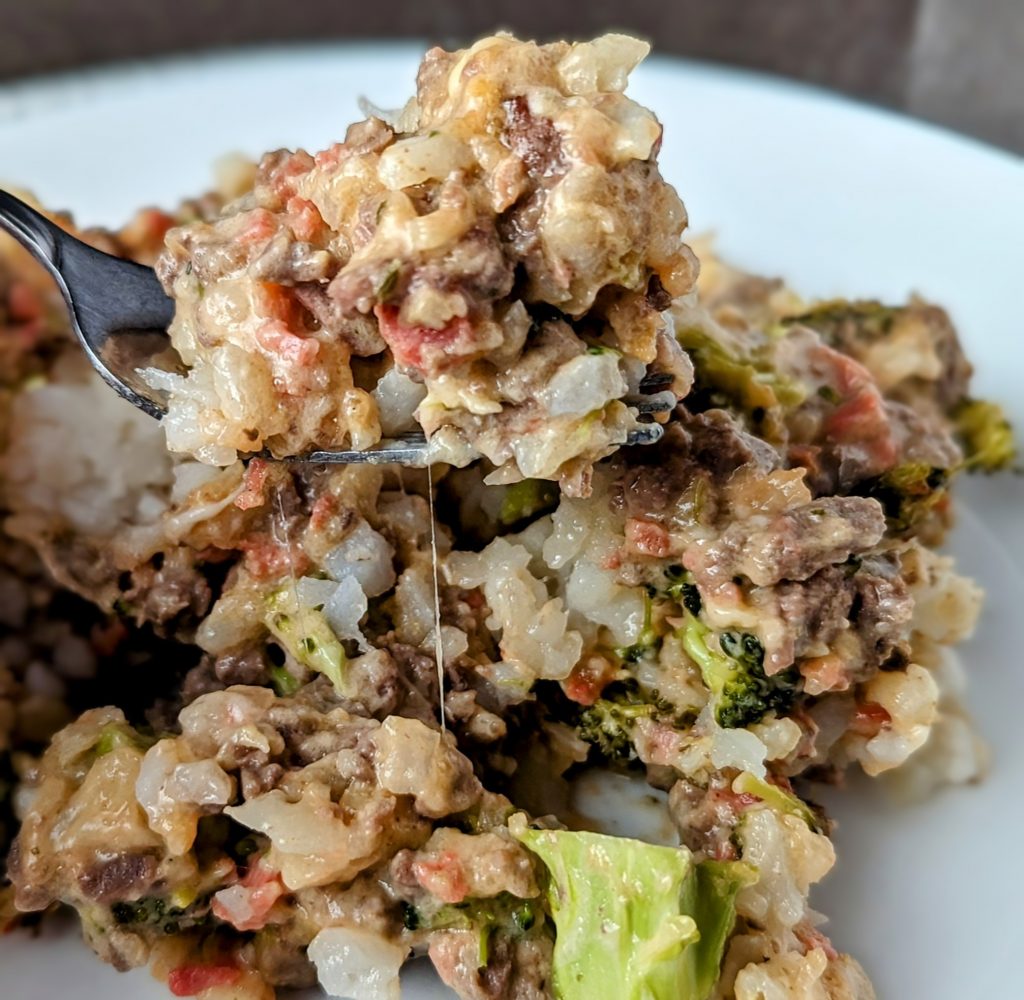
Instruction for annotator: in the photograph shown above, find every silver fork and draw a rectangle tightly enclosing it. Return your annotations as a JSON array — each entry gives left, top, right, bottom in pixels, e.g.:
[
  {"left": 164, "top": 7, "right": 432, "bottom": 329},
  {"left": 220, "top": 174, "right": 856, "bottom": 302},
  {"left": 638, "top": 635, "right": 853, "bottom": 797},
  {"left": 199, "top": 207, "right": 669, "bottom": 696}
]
[{"left": 0, "top": 189, "right": 668, "bottom": 463}]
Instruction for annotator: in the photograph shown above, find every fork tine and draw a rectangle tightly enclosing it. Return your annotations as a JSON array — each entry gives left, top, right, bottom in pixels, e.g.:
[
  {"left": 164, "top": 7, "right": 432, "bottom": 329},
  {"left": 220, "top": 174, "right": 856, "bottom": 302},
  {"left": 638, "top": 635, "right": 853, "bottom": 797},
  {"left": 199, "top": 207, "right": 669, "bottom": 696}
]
[{"left": 287, "top": 422, "right": 666, "bottom": 465}]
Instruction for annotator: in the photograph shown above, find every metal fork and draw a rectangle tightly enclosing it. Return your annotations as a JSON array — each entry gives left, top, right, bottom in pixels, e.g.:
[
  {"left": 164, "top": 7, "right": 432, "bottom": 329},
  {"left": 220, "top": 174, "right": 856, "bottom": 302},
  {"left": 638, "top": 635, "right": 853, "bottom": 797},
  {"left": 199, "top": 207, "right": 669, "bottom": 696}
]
[{"left": 0, "top": 189, "right": 668, "bottom": 463}]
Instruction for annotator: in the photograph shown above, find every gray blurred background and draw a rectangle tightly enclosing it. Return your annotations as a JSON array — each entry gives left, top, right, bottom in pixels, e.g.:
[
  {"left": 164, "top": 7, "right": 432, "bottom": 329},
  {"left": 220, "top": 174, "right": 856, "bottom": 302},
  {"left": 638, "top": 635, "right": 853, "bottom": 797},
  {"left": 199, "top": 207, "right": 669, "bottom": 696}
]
[{"left": 0, "top": 0, "right": 1021, "bottom": 153}]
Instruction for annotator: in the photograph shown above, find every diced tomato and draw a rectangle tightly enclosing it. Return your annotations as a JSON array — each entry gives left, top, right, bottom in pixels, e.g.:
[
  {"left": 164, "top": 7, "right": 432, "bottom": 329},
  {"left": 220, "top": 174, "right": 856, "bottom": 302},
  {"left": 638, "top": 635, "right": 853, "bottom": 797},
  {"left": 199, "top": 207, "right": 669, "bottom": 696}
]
[
  {"left": 412, "top": 851, "right": 470, "bottom": 904},
  {"left": 235, "top": 458, "right": 270, "bottom": 511},
  {"left": 624, "top": 518, "right": 673, "bottom": 558},
  {"left": 240, "top": 535, "right": 311, "bottom": 580},
  {"left": 239, "top": 209, "right": 278, "bottom": 247},
  {"left": 795, "top": 922, "right": 839, "bottom": 961},
  {"left": 461, "top": 587, "right": 486, "bottom": 610},
  {"left": 826, "top": 388, "right": 897, "bottom": 462},
  {"left": 813, "top": 345, "right": 898, "bottom": 471},
  {"left": 255, "top": 281, "right": 307, "bottom": 327},
  {"left": 255, "top": 320, "right": 320, "bottom": 369},
  {"left": 373, "top": 304, "right": 478, "bottom": 376},
  {"left": 307, "top": 494, "right": 335, "bottom": 531},
  {"left": 286, "top": 195, "right": 324, "bottom": 242},
  {"left": 564, "top": 656, "right": 615, "bottom": 706},
  {"left": 265, "top": 149, "right": 315, "bottom": 201},
  {"left": 602, "top": 550, "right": 623, "bottom": 571},
  {"left": 799, "top": 654, "right": 850, "bottom": 695},
  {"left": 212, "top": 860, "right": 285, "bottom": 932},
  {"left": 90, "top": 617, "right": 128, "bottom": 657},
  {"left": 850, "top": 700, "right": 892, "bottom": 738},
  {"left": 314, "top": 143, "right": 348, "bottom": 169},
  {"left": 7, "top": 281, "right": 43, "bottom": 322},
  {"left": 167, "top": 965, "right": 240, "bottom": 997},
  {"left": 136, "top": 208, "right": 176, "bottom": 244},
  {"left": 714, "top": 787, "right": 759, "bottom": 810}
]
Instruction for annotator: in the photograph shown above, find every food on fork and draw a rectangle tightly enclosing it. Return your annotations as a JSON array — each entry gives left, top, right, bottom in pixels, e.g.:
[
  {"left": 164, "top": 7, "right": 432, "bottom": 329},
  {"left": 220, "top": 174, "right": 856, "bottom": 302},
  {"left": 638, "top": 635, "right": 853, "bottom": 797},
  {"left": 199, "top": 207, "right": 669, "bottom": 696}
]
[
  {"left": 0, "top": 32, "right": 1013, "bottom": 1000},
  {"left": 151, "top": 35, "right": 696, "bottom": 493}
]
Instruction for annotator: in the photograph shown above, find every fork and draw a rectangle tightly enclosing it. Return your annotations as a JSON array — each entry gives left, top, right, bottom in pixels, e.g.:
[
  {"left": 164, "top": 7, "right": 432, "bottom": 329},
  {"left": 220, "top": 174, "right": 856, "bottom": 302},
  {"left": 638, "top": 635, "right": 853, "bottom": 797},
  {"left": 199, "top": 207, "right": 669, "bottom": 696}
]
[{"left": 0, "top": 189, "right": 668, "bottom": 463}]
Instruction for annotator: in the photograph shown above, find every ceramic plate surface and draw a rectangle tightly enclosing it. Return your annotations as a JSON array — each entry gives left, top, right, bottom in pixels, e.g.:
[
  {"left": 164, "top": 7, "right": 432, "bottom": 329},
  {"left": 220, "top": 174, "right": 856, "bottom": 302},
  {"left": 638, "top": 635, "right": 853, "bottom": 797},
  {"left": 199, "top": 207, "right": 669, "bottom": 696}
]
[{"left": 1, "top": 42, "right": 1021, "bottom": 1000}]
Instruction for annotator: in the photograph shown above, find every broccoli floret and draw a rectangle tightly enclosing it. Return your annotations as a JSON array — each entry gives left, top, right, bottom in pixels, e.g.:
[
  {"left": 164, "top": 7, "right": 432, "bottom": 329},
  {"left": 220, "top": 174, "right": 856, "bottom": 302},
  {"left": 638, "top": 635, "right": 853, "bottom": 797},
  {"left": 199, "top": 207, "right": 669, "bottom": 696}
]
[
  {"left": 110, "top": 895, "right": 207, "bottom": 935},
  {"left": 679, "top": 615, "right": 798, "bottom": 729},
  {"left": 784, "top": 300, "right": 900, "bottom": 344},
  {"left": 954, "top": 398, "right": 1015, "bottom": 472},
  {"left": 663, "top": 565, "right": 702, "bottom": 615},
  {"left": 676, "top": 324, "right": 804, "bottom": 432},
  {"left": 863, "top": 462, "right": 948, "bottom": 535},
  {"left": 402, "top": 893, "right": 541, "bottom": 968},
  {"left": 577, "top": 683, "right": 662, "bottom": 761}
]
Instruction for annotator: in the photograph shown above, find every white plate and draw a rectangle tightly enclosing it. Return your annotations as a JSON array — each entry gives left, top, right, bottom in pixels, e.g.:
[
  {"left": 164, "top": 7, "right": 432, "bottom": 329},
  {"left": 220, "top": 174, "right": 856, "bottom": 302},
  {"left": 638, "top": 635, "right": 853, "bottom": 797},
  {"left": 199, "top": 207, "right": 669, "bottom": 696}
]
[{"left": 1, "top": 43, "right": 1022, "bottom": 1000}]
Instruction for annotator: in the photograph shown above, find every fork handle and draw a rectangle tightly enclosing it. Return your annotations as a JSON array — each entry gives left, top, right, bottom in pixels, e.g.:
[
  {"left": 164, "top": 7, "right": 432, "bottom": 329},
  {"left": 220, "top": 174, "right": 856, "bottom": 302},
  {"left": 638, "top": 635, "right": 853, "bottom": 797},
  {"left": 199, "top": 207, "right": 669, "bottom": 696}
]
[{"left": 0, "top": 190, "right": 60, "bottom": 274}]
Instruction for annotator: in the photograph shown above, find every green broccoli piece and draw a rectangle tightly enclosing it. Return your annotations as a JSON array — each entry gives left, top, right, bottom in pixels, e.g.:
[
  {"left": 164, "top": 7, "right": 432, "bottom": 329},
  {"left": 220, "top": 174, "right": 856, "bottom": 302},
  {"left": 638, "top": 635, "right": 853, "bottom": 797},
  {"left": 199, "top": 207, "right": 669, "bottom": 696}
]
[
  {"left": 577, "top": 684, "right": 660, "bottom": 762},
  {"left": 676, "top": 324, "right": 804, "bottom": 430},
  {"left": 953, "top": 398, "right": 1015, "bottom": 472},
  {"left": 498, "top": 479, "right": 560, "bottom": 527},
  {"left": 402, "top": 893, "right": 541, "bottom": 969},
  {"left": 679, "top": 615, "right": 798, "bottom": 729},
  {"left": 264, "top": 587, "right": 348, "bottom": 695},
  {"left": 268, "top": 663, "right": 302, "bottom": 697},
  {"left": 731, "top": 771, "right": 820, "bottom": 831},
  {"left": 514, "top": 825, "right": 754, "bottom": 1000},
  {"left": 863, "top": 462, "right": 948, "bottom": 535},
  {"left": 784, "top": 300, "right": 900, "bottom": 345},
  {"left": 614, "top": 590, "right": 662, "bottom": 664},
  {"left": 663, "top": 565, "right": 702, "bottom": 615},
  {"left": 110, "top": 894, "right": 207, "bottom": 935}
]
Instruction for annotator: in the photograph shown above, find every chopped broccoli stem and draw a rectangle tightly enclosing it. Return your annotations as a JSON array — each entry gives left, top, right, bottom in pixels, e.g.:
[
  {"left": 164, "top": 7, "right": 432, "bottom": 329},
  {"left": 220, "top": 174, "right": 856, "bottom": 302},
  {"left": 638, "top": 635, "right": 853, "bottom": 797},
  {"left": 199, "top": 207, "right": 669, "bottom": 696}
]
[
  {"left": 264, "top": 588, "right": 348, "bottom": 695},
  {"left": 614, "top": 591, "right": 661, "bottom": 663},
  {"left": 498, "top": 479, "right": 560, "bottom": 526},
  {"left": 679, "top": 614, "right": 798, "bottom": 729},
  {"left": 954, "top": 398, "right": 1015, "bottom": 472},
  {"left": 268, "top": 663, "right": 302, "bottom": 697},
  {"left": 731, "top": 772, "right": 820, "bottom": 831},
  {"left": 94, "top": 720, "right": 152, "bottom": 753}
]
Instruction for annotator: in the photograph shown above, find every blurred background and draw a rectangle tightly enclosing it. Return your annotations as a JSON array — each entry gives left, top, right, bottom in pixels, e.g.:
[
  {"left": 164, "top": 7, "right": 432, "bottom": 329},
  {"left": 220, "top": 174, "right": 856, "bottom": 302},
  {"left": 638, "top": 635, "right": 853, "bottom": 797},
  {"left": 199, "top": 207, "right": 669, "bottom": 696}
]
[{"left": 0, "top": 0, "right": 1021, "bottom": 153}]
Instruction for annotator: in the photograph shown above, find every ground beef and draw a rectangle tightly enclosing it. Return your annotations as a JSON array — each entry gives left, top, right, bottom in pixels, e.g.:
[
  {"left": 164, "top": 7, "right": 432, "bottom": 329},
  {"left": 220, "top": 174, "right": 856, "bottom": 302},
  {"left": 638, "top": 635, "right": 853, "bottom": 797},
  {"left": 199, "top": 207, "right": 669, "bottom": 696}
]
[
  {"left": 685, "top": 496, "right": 886, "bottom": 590},
  {"left": 383, "top": 639, "right": 442, "bottom": 722},
  {"left": 247, "top": 232, "right": 333, "bottom": 284},
  {"left": 683, "top": 408, "right": 780, "bottom": 483},
  {"left": 214, "top": 646, "right": 269, "bottom": 687},
  {"left": 129, "top": 549, "right": 213, "bottom": 629},
  {"left": 292, "top": 284, "right": 387, "bottom": 355},
  {"left": 767, "top": 566, "right": 857, "bottom": 671},
  {"left": 76, "top": 851, "right": 158, "bottom": 903},
  {"left": 179, "top": 656, "right": 225, "bottom": 705},
  {"left": 668, "top": 774, "right": 745, "bottom": 860},
  {"left": 501, "top": 96, "right": 565, "bottom": 180},
  {"left": 430, "top": 930, "right": 552, "bottom": 1000},
  {"left": 849, "top": 554, "right": 914, "bottom": 675},
  {"left": 239, "top": 762, "right": 286, "bottom": 799},
  {"left": 407, "top": 223, "right": 515, "bottom": 309},
  {"left": 613, "top": 409, "right": 778, "bottom": 522}
]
